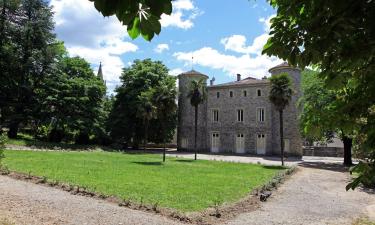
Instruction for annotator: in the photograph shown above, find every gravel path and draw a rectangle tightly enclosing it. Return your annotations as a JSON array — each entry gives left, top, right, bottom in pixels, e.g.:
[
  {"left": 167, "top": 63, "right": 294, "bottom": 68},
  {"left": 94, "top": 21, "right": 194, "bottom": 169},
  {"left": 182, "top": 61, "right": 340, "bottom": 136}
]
[
  {"left": 0, "top": 176, "right": 183, "bottom": 225},
  {"left": 225, "top": 162, "right": 375, "bottom": 225}
]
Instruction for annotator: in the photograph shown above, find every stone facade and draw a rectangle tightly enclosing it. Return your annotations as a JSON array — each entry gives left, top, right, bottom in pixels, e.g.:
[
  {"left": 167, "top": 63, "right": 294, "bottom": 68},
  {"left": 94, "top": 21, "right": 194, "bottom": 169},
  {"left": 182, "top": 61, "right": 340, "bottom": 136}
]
[{"left": 177, "top": 63, "right": 303, "bottom": 156}]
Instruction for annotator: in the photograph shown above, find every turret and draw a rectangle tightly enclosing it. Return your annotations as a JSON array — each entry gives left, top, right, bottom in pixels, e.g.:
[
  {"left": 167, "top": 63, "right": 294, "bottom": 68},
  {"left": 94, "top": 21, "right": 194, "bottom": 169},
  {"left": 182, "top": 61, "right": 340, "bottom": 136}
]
[
  {"left": 269, "top": 62, "right": 303, "bottom": 156},
  {"left": 177, "top": 70, "right": 209, "bottom": 151},
  {"left": 269, "top": 62, "right": 301, "bottom": 98}
]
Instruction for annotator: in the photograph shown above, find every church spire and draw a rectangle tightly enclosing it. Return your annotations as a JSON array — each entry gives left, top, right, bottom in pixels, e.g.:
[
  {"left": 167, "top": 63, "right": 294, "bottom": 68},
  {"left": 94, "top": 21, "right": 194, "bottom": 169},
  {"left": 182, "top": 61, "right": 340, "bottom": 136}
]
[{"left": 97, "top": 62, "right": 104, "bottom": 81}]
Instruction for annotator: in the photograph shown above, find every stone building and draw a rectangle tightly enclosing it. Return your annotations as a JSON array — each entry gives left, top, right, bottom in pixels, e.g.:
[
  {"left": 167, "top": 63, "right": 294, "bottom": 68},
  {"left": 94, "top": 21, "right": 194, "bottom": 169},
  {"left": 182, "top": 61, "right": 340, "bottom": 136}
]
[{"left": 177, "top": 62, "right": 303, "bottom": 156}]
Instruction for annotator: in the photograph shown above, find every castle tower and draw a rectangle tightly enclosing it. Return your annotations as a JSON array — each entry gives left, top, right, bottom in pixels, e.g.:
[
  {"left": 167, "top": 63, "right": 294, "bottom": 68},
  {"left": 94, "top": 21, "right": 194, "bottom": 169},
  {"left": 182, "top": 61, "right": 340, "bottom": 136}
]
[
  {"left": 269, "top": 62, "right": 303, "bottom": 156},
  {"left": 177, "top": 70, "right": 209, "bottom": 152}
]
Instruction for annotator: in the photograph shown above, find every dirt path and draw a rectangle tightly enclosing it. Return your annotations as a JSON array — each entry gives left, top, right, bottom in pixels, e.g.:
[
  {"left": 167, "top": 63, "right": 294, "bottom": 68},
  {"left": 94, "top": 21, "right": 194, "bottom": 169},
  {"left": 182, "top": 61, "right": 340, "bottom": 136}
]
[
  {"left": 0, "top": 176, "right": 183, "bottom": 225},
  {"left": 225, "top": 162, "right": 375, "bottom": 225}
]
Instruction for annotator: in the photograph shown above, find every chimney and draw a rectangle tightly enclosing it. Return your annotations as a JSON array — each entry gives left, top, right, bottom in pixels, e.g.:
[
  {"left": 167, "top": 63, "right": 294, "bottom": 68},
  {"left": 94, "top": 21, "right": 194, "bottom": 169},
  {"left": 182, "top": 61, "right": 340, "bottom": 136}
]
[
  {"left": 262, "top": 76, "right": 267, "bottom": 80},
  {"left": 237, "top": 74, "right": 241, "bottom": 81}
]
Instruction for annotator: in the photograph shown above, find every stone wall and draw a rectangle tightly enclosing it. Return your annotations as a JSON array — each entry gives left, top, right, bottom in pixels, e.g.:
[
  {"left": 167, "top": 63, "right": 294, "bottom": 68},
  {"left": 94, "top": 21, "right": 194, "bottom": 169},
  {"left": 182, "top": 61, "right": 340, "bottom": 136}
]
[
  {"left": 303, "top": 146, "right": 344, "bottom": 157},
  {"left": 206, "top": 84, "right": 273, "bottom": 154}
]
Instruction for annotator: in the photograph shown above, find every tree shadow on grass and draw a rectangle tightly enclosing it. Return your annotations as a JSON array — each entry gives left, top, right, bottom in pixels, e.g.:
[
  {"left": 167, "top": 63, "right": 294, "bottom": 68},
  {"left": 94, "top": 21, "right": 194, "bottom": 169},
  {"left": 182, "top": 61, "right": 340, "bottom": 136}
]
[
  {"left": 175, "top": 159, "right": 196, "bottom": 163},
  {"left": 261, "top": 165, "right": 287, "bottom": 170},
  {"left": 131, "top": 161, "right": 163, "bottom": 166}
]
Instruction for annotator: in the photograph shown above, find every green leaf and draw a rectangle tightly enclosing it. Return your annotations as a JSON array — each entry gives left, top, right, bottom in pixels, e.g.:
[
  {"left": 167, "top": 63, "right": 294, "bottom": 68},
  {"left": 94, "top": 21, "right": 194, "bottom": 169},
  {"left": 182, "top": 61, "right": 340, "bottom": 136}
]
[
  {"left": 148, "top": 15, "right": 161, "bottom": 35},
  {"left": 127, "top": 17, "right": 141, "bottom": 39},
  {"left": 262, "top": 38, "right": 274, "bottom": 54},
  {"left": 299, "top": 6, "right": 305, "bottom": 15},
  {"left": 93, "top": 0, "right": 117, "bottom": 16}
]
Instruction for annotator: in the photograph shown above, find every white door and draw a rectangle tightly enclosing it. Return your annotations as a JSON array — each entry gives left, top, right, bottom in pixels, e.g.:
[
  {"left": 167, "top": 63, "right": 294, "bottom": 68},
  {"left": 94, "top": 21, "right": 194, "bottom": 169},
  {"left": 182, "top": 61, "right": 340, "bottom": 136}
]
[
  {"left": 284, "top": 139, "right": 290, "bottom": 153},
  {"left": 256, "top": 134, "right": 266, "bottom": 155},
  {"left": 211, "top": 133, "right": 220, "bottom": 153},
  {"left": 236, "top": 134, "right": 245, "bottom": 154}
]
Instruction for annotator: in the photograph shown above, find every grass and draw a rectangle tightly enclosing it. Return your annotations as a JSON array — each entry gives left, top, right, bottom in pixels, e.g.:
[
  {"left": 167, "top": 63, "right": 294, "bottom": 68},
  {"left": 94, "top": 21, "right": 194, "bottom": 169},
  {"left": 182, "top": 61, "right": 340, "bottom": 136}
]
[
  {"left": 0, "top": 218, "right": 14, "bottom": 225},
  {"left": 5, "top": 133, "right": 102, "bottom": 151},
  {"left": 3, "top": 150, "right": 285, "bottom": 212},
  {"left": 353, "top": 218, "right": 375, "bottom": 225}
]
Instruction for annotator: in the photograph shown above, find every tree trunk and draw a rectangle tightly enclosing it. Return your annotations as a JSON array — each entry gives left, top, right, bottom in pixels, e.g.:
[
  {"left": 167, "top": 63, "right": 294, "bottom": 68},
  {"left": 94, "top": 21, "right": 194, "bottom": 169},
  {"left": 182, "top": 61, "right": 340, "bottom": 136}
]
[
  {"left": 194, "top": 105, "right": 198, "bottom": 160},
  {"left": 279, "top": 110, "right": 284, "bottom": 166},
  {"left": 144, "top": 119, "right": 148, "bottom": 151},
  {"left": 342, "top": 135, "right": 353, "bottom": 166},
  {"left": 7, "top": 122, "right": 19, "bottom": 139},
  {"left": 162, "top": 120, "right": 166, "bottom": 162}
]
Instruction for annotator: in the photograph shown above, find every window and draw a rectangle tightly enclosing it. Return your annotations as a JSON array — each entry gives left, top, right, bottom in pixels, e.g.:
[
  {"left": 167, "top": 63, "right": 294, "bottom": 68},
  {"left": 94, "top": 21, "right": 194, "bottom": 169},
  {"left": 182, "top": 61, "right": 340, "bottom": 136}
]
[
  {"left": 237, "top": 109, "right": 244, "bottom": 122},
  {"left": 283, "top": 139, "right": 290, "bottom": 152},
  {"left": 257, "top": 89, "right": 262, "bottom": 97},
  {"left": 243, "top": 90, "right": 247, "bottom": 97},
  {"left": 212, "top": 109, "right": 219, "bottom": 122},
  {"left": 257, "top": 108, "right": 265, "bottom": 122},
  {"left": 181, "top": 138, "right": 188, "bottom": 148},
  {"left": 216, "top": 92, "right": 220, "bottom": 98},
  {"left": 230, "top": 91, "right": 233, "bottom": 97}
]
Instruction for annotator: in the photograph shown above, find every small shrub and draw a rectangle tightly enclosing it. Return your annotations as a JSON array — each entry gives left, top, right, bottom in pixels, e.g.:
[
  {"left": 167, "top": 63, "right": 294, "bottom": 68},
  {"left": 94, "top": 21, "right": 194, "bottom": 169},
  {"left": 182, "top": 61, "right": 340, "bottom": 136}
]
[
  {"left": 0, "top": 133, "right": 7, "bottom": 168},
  {"left": 347, "top": 161, "right": 375, "bottom": 190},
  {"left": 152, "top": 202, "right": 159, "bottom": 212},
  {"left": 211, "top": 197, "right": 223, "bottom": 218}
]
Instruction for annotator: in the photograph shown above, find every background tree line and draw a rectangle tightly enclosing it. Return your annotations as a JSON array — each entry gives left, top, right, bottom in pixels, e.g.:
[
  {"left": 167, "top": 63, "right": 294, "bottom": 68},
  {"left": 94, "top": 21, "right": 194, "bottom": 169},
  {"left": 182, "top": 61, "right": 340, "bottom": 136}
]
[{"left": 0, "top": 0, "right": 177, "bottom": 147}]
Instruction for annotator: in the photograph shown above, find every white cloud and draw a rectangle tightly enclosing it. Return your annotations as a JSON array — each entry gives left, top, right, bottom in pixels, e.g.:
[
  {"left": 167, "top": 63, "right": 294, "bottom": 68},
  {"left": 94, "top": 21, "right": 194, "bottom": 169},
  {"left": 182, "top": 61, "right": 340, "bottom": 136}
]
[
  {"left": 220, "top": 15, "right": 275, "bottom": 55},
  {"left": 220, "top": 34, "right": 269, "bottom": 55},
  {"left": 50, "top": 0, "right": 138, "bottom": 91},
  {"left": 174, "top": 13, "right": 282, "bottom": 78},
  {"left": 174, "top": 47, "right": 281, "bottom": 78},
  {"left": 169, "top": 68, "right": 184, "bottom": 76},
  {"left": 160, "top": 0, "right": 202, "bottom": 29},
  {"left": 259, "top": 14, "right": 275, "bottom": 32},
  {"left": 68, "top": 42, "right": 137, "bottom": 82},
  {"left": 154, "top": 43, "right": 169, "bottom": 53},
  {"left": 173, "top": 0, "right": 194, "bottom": 10}
]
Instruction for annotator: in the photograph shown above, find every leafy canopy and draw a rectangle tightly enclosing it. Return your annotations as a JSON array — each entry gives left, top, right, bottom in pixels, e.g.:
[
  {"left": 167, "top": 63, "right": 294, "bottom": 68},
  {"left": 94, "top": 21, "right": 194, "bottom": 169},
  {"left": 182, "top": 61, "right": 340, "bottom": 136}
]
[
  {"left": 269, "top": 73, "right": 292, "bottom": 111},
  {"left": 188, "top": 79, "right": 207, "bottom": 107},
  {"left": 108, "top": 59, "right": 177, "bottom": 145},
  {"left": 88, "top": 0, "right": 172, "bottom": 41}
]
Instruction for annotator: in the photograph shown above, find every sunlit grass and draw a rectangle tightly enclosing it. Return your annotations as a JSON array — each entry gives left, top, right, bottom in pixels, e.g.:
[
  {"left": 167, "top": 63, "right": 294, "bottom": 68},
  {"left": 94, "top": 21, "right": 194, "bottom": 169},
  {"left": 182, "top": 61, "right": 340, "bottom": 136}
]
[{"left": 3, "top": 150, "right": 285, "bottom": 212}]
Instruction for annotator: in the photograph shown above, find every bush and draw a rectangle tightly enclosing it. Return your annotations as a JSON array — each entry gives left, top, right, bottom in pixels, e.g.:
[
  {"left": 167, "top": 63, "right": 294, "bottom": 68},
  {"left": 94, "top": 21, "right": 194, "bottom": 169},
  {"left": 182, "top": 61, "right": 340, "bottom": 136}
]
[
  {"left": 0, "top": 133, "right": 7, "bottom": 166},
  {"left": 346, "top": 161, "right": 375, "bottom": 190}
]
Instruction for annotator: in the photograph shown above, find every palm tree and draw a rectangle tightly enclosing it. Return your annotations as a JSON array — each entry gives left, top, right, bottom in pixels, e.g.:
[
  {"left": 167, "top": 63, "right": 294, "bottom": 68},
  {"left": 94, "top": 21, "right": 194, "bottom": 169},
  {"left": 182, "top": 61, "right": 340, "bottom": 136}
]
[
  {"left": 136, "top": 90, "right": 157, "bottom": 151},
  {"left": 269, "top": 73, "right": 293, "bottom": 166},
  {"left": 154, "top": 82, "right": 177, "bottom": 162},
  {"left": 187, "top": 79, "right": 206, "bottom": 160}
]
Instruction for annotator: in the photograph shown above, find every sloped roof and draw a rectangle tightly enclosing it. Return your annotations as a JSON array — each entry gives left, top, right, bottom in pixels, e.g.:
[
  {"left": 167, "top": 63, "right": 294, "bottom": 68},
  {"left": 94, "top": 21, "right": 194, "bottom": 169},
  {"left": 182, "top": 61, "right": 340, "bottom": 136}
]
[
  {"left": 178, "top": 69, "right": 209, "bottom": 79},
  {"left": 268, "top": 62, "right": 300, "bottom": 73},
  {"left": 209, "top": 76, "right": 269, "bottom": 88}
]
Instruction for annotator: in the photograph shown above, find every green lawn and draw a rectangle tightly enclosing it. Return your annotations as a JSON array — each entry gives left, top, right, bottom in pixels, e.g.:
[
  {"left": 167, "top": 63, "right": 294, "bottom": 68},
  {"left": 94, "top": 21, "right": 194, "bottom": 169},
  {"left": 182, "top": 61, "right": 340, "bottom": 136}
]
[
  {"left": 5, "top": 133, "right": 101, "bottom": 151},
  {"left": 3, "top": 150, "right": 285, "bottom": 212}
]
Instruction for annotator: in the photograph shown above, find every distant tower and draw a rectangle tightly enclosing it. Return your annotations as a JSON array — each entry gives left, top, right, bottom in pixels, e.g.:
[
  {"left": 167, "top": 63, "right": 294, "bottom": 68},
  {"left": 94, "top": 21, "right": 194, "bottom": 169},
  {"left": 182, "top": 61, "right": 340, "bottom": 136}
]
[
  {"left": 177, "top": 70, "right": 209, "bottom": 152},
  {"left": 97, "top": 62, "right": 106, "bottom": 86},
  {"left": 269, "top": 62, "right": 303, "bottom": 156}
]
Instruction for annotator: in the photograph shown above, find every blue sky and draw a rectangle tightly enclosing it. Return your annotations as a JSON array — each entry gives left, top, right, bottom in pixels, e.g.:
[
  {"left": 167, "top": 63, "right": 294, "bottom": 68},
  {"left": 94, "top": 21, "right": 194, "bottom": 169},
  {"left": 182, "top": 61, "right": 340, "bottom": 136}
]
[{"left": 50, "top": 0, "right": 281, "bottom": 93}]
